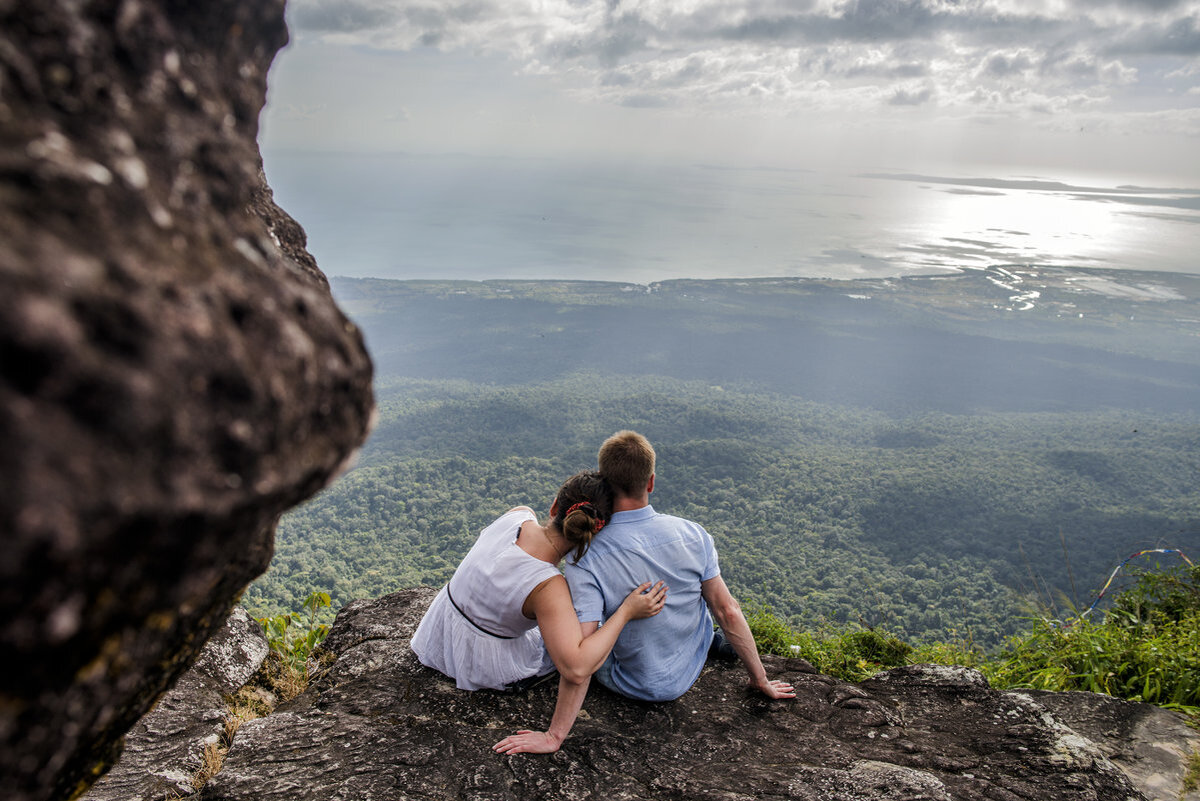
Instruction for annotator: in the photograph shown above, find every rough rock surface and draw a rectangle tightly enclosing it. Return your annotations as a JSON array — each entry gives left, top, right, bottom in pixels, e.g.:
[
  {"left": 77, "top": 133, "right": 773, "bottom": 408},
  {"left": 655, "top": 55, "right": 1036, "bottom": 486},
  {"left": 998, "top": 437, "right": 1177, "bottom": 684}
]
[
  {"left": 82, "top": 607, "right": 269, "bottom": 801},
  {"left": 0, "top": 3, "right": 374, "bottom": 800},
  {"left": 1029, "top": 690, "right": 1200, "bottom": 801},
  {"left": 203, "top": 589, "right": 1156, "bottom": 801}
]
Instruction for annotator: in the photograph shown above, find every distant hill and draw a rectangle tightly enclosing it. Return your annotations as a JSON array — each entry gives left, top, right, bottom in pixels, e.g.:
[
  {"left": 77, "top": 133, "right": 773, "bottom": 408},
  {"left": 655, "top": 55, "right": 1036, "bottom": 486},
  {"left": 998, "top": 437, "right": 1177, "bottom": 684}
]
[{"left": 332, "top": 266, "right": 1200, "bottom": 414}]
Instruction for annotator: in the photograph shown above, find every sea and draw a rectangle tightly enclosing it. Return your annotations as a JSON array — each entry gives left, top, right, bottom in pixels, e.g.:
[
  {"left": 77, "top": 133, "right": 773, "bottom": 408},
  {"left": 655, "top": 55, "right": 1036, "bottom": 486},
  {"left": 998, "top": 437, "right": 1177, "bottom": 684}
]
[{"left": 262, "top": 150, "right": 1200, "bottom": 285}]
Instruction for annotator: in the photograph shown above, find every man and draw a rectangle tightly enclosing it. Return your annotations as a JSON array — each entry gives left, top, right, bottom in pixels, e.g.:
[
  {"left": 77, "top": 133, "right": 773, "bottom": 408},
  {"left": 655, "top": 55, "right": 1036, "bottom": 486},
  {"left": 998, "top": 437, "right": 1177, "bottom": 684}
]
[{"left": 564, "top": 430, "right": 796, "bottom": 702}]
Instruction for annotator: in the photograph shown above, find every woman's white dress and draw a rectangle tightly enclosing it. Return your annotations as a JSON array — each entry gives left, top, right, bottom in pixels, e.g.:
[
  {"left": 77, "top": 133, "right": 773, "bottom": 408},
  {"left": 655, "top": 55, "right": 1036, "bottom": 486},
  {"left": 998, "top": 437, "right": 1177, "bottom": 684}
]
[{"left": 411, "top": 508, "right": 560, "bottom": 690}]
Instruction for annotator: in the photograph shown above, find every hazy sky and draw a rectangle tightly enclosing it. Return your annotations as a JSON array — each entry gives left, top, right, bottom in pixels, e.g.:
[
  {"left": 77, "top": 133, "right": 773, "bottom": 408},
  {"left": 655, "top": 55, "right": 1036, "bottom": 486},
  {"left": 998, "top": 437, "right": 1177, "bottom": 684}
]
[{"left": 261, "top": 0, "right": 1200, "bottom": 182}]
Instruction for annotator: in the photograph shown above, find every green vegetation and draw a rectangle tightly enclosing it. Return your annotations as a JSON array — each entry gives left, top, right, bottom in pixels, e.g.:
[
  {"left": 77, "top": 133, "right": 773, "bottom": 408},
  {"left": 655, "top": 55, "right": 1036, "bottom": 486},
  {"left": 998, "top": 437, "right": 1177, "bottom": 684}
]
[
  {"left": 746, "top": 602, "right": 913, "bottom": 682},
  {"left": 1183, "top": 749, "right": 1200, "bottom": 794},
  {"left": 748, "top": 565, "right": 1200, "bottom": 712},
  {"left": 956, "top": 565, "right": 1200, "bottom": 711},
  {"left": 255, "top": 591, "right": 332, "bottom": 678}
]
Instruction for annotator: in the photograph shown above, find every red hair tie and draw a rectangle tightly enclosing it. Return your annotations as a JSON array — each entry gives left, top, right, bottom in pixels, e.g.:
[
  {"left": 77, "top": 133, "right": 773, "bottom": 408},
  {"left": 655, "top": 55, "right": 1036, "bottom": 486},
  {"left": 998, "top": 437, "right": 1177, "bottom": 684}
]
[{"left": 565, "top": 502, "right": 605, "bottom": 533}]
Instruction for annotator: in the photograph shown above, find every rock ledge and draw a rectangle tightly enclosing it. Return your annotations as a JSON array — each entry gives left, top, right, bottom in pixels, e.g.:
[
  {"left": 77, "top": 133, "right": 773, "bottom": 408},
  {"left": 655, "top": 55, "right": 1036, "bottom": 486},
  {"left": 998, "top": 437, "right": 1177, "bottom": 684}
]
[{"left": 200, "top": 589, "right": 1193, "bottom": 801}]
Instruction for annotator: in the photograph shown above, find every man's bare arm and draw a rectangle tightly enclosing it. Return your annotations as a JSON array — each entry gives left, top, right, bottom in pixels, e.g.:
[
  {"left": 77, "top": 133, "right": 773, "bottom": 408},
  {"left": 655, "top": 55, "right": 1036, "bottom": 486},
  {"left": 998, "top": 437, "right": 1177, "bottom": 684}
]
[{"left": 701, "top": 575, "right": 796, "bottom": 699}]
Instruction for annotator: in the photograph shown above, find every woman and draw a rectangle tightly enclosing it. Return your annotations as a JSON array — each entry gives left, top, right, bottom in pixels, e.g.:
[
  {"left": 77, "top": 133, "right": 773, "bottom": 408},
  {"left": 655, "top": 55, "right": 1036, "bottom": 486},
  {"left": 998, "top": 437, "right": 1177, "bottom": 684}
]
[{"left": 411, "top": 471, "right": 666, "bottom": 753}]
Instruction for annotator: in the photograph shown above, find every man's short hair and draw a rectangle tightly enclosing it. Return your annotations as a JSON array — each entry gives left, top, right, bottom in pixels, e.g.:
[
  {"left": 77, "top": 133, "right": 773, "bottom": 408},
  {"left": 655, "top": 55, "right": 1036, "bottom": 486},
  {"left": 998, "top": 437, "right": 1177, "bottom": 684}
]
[{"left": 598, "top": 430, "right": 655, "bottom": 497}]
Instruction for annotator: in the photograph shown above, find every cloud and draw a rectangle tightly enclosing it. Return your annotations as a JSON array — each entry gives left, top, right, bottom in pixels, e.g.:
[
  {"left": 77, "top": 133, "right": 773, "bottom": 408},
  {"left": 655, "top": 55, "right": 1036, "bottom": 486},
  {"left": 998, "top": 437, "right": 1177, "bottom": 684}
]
[
  {"left": 888, "top": 85, "right": 935, "bottom": 106},
  {"left": 842, "top": 48, "right": 931, "bottom": 79},
  {"left": 979, "top": 50, "right": 1036, "bottom": 79},
  {"left": 285, "top": 0, "right": 1200, "bottom": 123},
  {"left": 1073, "top": 0, "right": 1192, "bottom": 11}
]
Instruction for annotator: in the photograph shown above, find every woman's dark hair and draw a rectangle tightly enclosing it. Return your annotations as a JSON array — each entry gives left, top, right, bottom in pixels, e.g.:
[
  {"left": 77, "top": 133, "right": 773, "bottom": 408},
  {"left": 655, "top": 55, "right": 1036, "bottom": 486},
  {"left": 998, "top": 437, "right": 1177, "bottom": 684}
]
[{"left": 552, "top": 471, "right": 613, "bottom": 564}]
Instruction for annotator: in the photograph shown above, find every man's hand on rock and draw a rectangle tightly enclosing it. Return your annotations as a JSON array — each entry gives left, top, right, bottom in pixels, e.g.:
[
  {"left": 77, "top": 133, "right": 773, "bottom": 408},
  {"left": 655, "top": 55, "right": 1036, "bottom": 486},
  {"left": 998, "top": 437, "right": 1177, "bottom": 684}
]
[{"left": 493, "top": 729, "right": 562, "bottom": 755}]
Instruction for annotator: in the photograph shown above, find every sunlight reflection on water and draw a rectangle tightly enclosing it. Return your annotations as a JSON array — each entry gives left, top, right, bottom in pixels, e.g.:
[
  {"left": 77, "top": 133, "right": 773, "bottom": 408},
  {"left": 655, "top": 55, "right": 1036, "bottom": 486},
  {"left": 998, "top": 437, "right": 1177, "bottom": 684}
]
[{"left": 868, "top": 177, "right": 1199, "bottom": 277}]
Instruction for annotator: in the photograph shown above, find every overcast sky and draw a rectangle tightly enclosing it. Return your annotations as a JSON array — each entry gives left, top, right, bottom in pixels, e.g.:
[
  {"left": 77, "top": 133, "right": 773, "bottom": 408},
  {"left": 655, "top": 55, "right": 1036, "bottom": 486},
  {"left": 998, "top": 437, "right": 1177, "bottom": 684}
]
[{"left": 260, "top": 0, "right": 1200, "bottom": 182}]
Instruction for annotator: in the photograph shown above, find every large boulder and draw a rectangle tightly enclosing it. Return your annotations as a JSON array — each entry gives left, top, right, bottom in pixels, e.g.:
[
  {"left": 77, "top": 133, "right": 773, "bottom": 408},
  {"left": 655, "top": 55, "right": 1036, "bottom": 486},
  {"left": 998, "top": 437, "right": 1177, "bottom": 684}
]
[
  {"left": 203, "top": 589, "right": 1158, "bottom": 801},
  {"left": 0, "top": 2, "right": 374, "bottom": 800}
]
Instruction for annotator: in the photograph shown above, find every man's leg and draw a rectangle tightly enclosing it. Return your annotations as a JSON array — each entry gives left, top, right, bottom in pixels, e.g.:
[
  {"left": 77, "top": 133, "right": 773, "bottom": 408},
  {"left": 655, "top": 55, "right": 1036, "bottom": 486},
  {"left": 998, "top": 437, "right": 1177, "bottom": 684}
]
[
  {"left": 709, "top": 628, "right": 738, "bottom": 661},
  {"left": 592, "top": 653, "right": 619, "bottom": 690}
]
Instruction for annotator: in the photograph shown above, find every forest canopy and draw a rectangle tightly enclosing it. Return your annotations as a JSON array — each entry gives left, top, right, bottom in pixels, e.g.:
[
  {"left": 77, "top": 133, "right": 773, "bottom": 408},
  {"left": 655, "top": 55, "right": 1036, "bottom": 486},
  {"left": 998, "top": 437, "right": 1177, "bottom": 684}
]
[{"left": 246, "top": 376, "right": 1199, "bottom": 647}]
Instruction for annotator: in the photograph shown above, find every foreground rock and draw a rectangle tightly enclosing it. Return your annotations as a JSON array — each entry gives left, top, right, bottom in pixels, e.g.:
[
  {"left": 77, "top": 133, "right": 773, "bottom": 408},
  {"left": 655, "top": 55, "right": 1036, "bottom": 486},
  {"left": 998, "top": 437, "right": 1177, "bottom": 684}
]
[
  {"left": 82, "top": 607, "right": 268, "bottom": 801},
  {"left": 205, "top": 589, "right": 1155, "bottom": 801},
  {"left": 0, "top": 3, "right": 374, "bottom": 800}
]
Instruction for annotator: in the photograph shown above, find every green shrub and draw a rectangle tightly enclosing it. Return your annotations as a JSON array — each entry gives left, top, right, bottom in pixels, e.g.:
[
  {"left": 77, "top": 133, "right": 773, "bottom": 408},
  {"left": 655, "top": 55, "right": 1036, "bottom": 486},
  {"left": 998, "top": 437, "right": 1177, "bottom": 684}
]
[
  {"left": 749, "top": 565, "right": 1200, "bottom": 710},
  {"left": 256, "top": 591, "right": 332, "bottom": 675},
  {"left": 970, "top": 566, "right": 1200, "bottom": 711},
  {"left": 847, "top": 630, "right": 912, "bottom": 666},
  {"left": 746, "top": 602, "right": 911, "bottom": 682},
  {"left": 745, "top": 602, "right": 800, "bottom": 656},
  {"left": 1109, "top": 564, "right": 1200, "bottom": 626}
]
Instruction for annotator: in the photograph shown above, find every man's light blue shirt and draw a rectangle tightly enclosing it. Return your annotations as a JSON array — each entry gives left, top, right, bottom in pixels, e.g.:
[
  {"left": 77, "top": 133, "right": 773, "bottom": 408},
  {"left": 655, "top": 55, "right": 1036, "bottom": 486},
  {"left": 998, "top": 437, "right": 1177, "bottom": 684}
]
[{"left": 564, "top": 505, "right": 719, "bottom": 702}]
